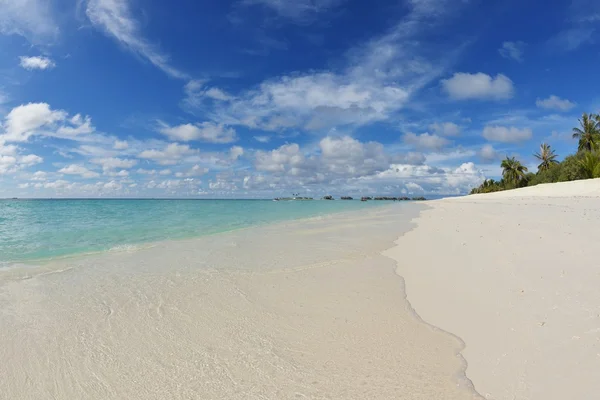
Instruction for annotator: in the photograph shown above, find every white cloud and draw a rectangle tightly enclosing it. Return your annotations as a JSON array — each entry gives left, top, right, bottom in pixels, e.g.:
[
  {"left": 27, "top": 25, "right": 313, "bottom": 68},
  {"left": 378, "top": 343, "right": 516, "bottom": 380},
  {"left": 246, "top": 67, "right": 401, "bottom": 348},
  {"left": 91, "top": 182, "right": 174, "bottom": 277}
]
[
  {"left": 113, "top": 140, "right": 129, "bottom": 150},
  {"left": 85, "top": 0, "right": 187, "bottom": 79},
  {"left": 158, "top": 121, "right": 237, "bottom": 143},
  {"left": 55, "top": 114, "right": 95, "bottom": 136},
  {"left": 204, "top": 88, "right": 234, "bottom": 102},
  {"left": 19, "top": 56, "right": 56, "bottom": 70},
  {"left": 230, "top": 146, "right": 244, "bottom": 160},
  {"left": 31, "top": 170, "right": 47, "bottom": 181},
  {"left": 43, "top": 180, "right": 72, "bottom": 190},
  {"left": 59, "top": 164, "right": 100, "bottom": 178},
  {"left": 441, "top": 72, "right": 514, "bottom": 100},
  {"left": 254, "top": 136, "right": 395, "bottom": 183},
  {"left": 1, "top": 103, "right": 67, "bottom": 142},
  {"left": 138, "top": 143, "right": 197, "bottom": 165},
  {"left": 254, "top": 135, "right": 271, "bottom": 143},
  {"left": 404, "top": 132, "right": 450, "bottom": 151},
  {"left": 105, "top": 169, "right": 129, "bottom": 177},
  {"left": 548, "top": 27, "right": 595, "bottom": 51},
  {"left": 175, "top": 165, "right": 208, "bottom": 178},
  {"left": 239, "top": 0, "right": 343, "bottom": 22},
  {"left": 103, "top": 180, "right": 122, "bottom": 190},
  {"left": 0, "top": 103, "right": 98, "bottom": 144},
  {"left": 429, "top": 122, "right": 460, "bottom": 136},
  {"left": 136, "top": 168, "right": 157, "bottom": 175},
  {"left": 536, "top": 95, "right": 576, "bottom": 111},
  {"left": 90, "top": 157, "right": 137, "bottom": 171},
  {"left": 479, "top": 144, "right": 500, "bottom": 161},
  {"left": 482, "top": 125, "right": 533, "bottom": 143},
  {"left": 0, "top": 0, "right": 58, "bottom": 44},
  {"left": 498, "top": 41, "right": 525, "bottom": 62},
  {"left": 159, "top": 169, "right": 172, "bottom": 176},
  {"left": 255, "top": 143, "right": 303, "bottom": 173},
  {"left": 19, "top": 154, "right": 43, "bottom": 166}
]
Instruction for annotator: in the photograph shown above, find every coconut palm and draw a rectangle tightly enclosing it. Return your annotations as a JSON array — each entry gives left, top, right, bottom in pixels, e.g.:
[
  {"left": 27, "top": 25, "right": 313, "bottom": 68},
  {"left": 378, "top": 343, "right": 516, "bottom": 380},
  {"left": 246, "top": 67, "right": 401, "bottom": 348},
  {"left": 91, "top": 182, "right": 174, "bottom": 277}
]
[
  {"left": 533, "top": 143, "right": 559, "bottom": 172},
  {"left": 501, "top": 157, "right": 528, "bottom": 187},
  {"left": 578, "top": 152, "right": 600, "bottom": 179},
  {"left": 572, "top": 112, "right": 600, "bottom": 152}
]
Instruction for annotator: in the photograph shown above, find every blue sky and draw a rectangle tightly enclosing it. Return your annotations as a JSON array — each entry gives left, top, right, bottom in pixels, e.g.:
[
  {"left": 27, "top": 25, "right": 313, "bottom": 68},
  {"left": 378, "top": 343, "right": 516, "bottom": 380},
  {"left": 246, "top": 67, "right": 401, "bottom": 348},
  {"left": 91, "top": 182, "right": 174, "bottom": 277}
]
[{"left": 0, "top": 0, "right": 599, "bottom": 198}]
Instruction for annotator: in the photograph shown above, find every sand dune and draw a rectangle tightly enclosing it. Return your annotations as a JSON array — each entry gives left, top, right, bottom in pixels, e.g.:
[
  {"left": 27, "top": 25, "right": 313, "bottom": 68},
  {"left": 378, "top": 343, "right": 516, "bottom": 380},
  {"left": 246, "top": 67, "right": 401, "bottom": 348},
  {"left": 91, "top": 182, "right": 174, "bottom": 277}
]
[{"left": 386, "top": 179, "right": 600, "bottom": 399}]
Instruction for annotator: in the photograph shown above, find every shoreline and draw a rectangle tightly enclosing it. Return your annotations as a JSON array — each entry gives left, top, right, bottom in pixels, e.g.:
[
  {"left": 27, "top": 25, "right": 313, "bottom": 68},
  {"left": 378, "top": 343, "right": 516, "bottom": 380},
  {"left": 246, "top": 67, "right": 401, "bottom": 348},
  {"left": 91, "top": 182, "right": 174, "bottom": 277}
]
[
  {"left": 0, "top": 203, "right": 482, "bottom": 399},
  {"left": 0, "top": 201, "right": 390, "bottom": 271}
]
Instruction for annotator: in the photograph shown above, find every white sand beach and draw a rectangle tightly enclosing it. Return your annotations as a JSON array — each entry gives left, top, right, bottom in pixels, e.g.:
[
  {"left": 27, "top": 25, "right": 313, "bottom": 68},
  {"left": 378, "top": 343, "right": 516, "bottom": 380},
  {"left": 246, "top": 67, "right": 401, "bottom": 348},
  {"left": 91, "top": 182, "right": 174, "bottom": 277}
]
[
  {"left": 1, "top": 180, "right": 599, "bottom": 399},
  {"left": 386, "top": 179, "right": 600, "bottom": 399}
]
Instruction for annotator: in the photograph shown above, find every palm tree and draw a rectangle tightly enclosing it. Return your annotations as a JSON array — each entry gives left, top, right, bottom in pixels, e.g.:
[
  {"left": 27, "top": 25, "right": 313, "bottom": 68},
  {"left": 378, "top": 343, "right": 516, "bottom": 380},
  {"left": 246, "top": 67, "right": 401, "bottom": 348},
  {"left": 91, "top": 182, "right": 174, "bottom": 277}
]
[
  {"left": 534, "top": 143, "right": 559, "bottom": 172},
  {"left": 578, "top": 152, "right": 600, "bottom": 179},
  {"left": 572, "top": 112, "right": 600, "bottom": 152},
  {"left": 501, "top": 157, "right": 528, "bottom": 187}
]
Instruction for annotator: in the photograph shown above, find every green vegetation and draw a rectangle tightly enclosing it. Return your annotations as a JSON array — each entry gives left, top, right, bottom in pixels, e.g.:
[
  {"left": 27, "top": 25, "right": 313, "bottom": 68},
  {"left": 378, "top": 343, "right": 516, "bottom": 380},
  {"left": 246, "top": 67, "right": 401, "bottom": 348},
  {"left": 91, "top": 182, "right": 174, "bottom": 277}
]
[{"left": 470, "top": 112, "right": 600, "bottom": 195}]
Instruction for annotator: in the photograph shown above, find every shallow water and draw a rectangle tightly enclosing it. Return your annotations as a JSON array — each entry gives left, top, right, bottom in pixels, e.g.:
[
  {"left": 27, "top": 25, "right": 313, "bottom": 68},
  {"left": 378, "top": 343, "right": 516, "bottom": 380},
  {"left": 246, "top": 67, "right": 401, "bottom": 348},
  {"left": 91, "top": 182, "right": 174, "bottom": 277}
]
[{"left": 0, "top": 199, "right": 381, "bottom": 265}]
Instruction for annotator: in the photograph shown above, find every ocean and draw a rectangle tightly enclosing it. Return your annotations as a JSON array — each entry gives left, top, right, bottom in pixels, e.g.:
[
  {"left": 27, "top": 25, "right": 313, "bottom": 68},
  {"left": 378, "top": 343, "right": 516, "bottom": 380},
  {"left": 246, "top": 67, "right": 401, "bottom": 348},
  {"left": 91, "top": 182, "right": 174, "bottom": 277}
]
[{"left": 0, "top": 199, "right": 383, "bottom": 265}]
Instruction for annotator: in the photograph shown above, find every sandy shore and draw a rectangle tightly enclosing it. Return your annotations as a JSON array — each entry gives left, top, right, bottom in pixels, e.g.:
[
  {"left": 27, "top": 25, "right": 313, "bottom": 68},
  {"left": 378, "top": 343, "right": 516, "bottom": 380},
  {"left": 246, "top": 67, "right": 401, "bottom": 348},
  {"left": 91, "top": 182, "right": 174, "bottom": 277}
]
[
  {"left": 386, "top": 179, "right": 600, "bottom": 399},
  {"left": 0, "top": 205, "right": 480, "bottom": 400}
]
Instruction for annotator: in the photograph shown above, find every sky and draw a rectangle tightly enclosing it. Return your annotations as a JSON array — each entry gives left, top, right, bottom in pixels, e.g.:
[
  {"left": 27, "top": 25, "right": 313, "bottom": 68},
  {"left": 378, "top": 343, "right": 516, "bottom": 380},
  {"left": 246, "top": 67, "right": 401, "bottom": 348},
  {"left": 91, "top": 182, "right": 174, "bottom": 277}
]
[{"left": 0, "top": 0, "right": 599, "bottom": 198}]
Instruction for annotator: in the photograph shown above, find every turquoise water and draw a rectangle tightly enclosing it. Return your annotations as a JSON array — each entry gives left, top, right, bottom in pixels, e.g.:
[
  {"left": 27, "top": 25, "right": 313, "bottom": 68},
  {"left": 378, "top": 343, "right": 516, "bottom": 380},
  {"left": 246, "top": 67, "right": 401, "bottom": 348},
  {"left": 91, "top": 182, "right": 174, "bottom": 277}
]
[{"left": 0, "top": 199, "right": 383, "bottom": 265}]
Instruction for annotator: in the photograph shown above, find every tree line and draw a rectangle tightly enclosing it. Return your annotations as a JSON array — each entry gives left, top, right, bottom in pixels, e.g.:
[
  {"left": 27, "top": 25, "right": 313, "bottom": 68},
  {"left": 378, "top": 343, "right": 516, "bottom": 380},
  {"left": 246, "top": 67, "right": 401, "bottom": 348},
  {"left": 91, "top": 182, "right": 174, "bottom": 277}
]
[{"left": 470, "top": 112, "right": 600, "bottom": 194}]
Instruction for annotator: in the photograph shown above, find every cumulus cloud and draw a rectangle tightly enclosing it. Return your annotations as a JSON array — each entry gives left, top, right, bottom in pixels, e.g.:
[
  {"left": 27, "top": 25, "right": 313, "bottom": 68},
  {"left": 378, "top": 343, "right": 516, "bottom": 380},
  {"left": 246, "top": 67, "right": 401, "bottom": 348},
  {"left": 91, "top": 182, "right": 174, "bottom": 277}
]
[
  {"left": 404, "top": 132, "right": 450, "bottom": 151},
  {"left": 19, "top": 55, "right": 55, "bottom": 70},
  {"left": 498, "top": 41, "right": 525, "bottom": 62},
  {"left": 157, "top": 121, "right": 237, "bottom": 143},
  {"left": 175, "top": 165, "right": 208, "bottom": 178},
  {"left": 90, "top": 157, "right": 137, "bottom": 172},
  {"left": 59, "top": 164, "right": 100, "bottom": 178},
  {"left": 482, "top": 125, "right": 533, "bottom": 143},
  {"left": 113, "top": 140, "right": 129, "bottom": 150},
  {"left": 255, "top": 136, "right": 409, "bottom": 186},
  {"left": 536, "top": 95, "right": 576, "bottom": 111},
  {"left": 85, "top": 0, "right": 187, "bottom": 79},
  {"left": 136, "top": 168, "right": 157, "bottom": 175},
  {"left": 1, "top": 103, "right": 66, "bottom": 142},
  {"left": 230, "top": 145, "right": 244, "bottom": 160},
  {"left": 0, "top": 147, "right": 43, "bottom": 175},
  {"left": 138, "top": 143, "right": 197, "bottom": 165},
  {"left": 441, "top": 73, "right": 514, "bottom": 100},
  {"left": 0, "top": 103, "right": 96, "bottom": 142},
  {"left": 30, "top": 170, "right": 48, "bottom": 181},
  {"left": 429, "top": 122, "right": 460, "bottom": 136},
  {"left": 55, "top": 114, "right": 95, "bottom": 136},
  {"left": 479, "top": 144, "right": 501, "bottom": 161}
]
